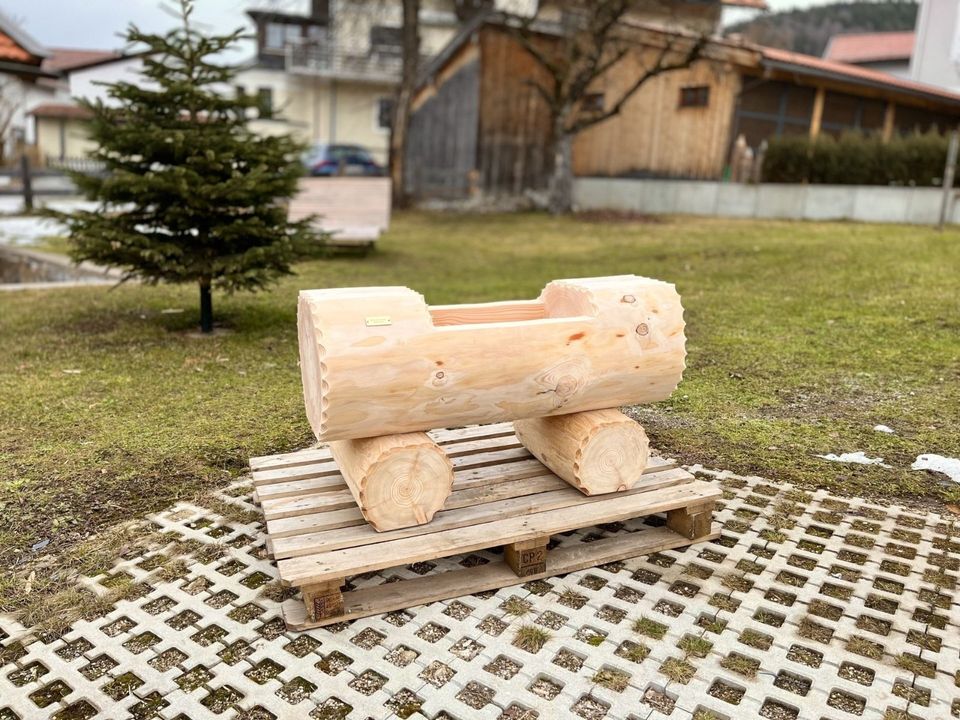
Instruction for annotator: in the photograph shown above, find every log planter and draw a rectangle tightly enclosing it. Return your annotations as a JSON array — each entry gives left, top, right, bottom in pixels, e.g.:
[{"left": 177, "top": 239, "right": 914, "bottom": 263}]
[{"left": 297, "top": 275, "right": 686, "bottom": 531}]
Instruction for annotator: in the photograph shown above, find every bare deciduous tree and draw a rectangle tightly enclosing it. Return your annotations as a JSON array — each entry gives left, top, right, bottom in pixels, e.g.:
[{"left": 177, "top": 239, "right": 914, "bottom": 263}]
[
  {"left": 389, "top": 0, "right": 420, "bottom": 206},
  {"left": 505, "top": 0, "right": 707, "bottom": 213},
  {"left": 0, "top": 77, "right": 22, "bottom": 166}
]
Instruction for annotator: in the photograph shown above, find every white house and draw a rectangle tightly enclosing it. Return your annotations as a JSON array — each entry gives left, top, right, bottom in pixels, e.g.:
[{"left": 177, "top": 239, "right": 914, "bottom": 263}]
[
  {"left": 33, "top": 0, "right": 466, "bottom": 165},
  {"left": 236, "top": 0, "right": 464, "bottom": 163},
  {"left": 0, "top": 9, "right": 63, "bottom": 162},
  {"left": 910, "top": 0, "right": 960, "bottom": 92}
]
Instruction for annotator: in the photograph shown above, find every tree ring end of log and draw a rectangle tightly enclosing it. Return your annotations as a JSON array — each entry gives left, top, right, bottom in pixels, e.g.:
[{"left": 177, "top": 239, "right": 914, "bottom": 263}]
[
  {"left": 361, "top": 441, "right": 454, "bottom": 532},
  {"left": 575, "top": 420, "right": 650, "bottom": 495}
]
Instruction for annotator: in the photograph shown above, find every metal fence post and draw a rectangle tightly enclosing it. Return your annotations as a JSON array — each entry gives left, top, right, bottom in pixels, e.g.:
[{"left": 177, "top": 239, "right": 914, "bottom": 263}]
[
  {"left": 20, "top": 154, "right": 33, "bottom": 212},
  {"left": 938, "top": 130, "right": 959, "bottom": 230}
]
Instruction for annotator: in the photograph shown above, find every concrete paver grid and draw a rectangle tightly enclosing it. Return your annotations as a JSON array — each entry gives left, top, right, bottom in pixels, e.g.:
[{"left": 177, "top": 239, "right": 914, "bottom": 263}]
[{"left": 0, "top": 466, "right": 957, "bottom": 720}]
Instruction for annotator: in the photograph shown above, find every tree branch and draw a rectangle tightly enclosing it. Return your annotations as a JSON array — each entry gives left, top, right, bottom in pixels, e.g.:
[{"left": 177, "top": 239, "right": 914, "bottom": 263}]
[{"left": 567, "top": 33, "right": 707, "bottom": 135}]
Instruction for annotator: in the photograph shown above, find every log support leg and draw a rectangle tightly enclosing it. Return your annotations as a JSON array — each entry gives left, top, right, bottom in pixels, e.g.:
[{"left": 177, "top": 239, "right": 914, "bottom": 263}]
[
  {"left": 302, "top": 580, "right": 345, "bottom": 622},
  {"left": 505, "top": 536, "right": 550, "bottom": 577},
  {"left": 514, "top": 409, "right": 650, "bottom": 495},
  {"left": 666, "top": 502, "right": 714, "bottom": 540},
  {"left": 329, "top": 432, "right": 454, "bottom": 532}
]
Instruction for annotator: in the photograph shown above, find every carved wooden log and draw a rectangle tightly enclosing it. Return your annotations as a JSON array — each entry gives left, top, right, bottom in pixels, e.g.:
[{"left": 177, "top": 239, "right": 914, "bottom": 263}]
[
  {"left": 298, "top": 275, "right": 686, "bottom": 442},
  {"left": 514, "top": 409, "right": 650, "bottom": 495},
  {"left": 328, "top": 433, "right": 454, "bottom": 532}
]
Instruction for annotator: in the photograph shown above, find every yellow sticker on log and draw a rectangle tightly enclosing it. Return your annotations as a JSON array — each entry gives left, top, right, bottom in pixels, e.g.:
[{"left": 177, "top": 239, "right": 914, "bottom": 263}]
[{"left": 365, "top": 316, "right": 392, "bottom": 327}]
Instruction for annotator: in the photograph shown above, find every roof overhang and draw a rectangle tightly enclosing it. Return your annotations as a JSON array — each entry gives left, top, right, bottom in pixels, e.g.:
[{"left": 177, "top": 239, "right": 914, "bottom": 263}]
[
  {"left": 721, "top": 0, "right": 768, "bottom": 8},
  {"left": 28, "top": 103, "right": 94, "bottom": 119},
  {"left": 760, "top": 50, "right": 960, "bottom": 109},
  {"left": 247, "top": 9, "right": 328, "bottom": 25},
  {"left": 0, "top": 59, "right": 59, "bottom": 79},
  {"left": 65, "top": 51, "right": 151, "bottom": 73}
]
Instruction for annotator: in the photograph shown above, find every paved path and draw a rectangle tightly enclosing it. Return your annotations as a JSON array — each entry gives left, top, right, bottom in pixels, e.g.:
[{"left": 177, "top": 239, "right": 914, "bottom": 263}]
[{"left": 1, "top": 468, "right": 957, "bottom": 719}]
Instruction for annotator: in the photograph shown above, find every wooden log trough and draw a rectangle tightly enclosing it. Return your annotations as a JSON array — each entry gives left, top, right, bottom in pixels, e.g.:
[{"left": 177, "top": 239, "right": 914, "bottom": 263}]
[
  {"left": 246, "top": 274, "right": 720, "bottom": 628},
  {"left": 297, "top": 275, "right": 686, "bottom": 531}
]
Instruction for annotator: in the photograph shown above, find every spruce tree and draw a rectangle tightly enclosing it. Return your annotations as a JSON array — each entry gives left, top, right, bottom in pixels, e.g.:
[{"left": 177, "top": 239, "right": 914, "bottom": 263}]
[{"left": 54, "top": 0, "right": 317, "bottom": 332}]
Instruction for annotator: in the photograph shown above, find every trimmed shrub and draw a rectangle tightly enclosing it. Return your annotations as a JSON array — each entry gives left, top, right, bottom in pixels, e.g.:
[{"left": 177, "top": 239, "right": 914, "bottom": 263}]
[{"left": 762, "top": 130, "right": 952, "bottom": 186}]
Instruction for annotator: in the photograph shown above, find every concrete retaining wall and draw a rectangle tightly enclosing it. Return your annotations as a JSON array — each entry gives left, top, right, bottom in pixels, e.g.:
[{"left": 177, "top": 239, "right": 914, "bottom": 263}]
[
  {"left": 573, "top": 178, "right": 960, "bottom": 225},
  {"left": 0, "top": 244, "right": 117, "bottom": 290}
]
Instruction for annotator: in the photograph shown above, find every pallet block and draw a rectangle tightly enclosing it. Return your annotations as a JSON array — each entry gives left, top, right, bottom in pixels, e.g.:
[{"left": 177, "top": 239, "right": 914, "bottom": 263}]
[{"left": 249, "top": 422, "right": 720, "bottom": 630}]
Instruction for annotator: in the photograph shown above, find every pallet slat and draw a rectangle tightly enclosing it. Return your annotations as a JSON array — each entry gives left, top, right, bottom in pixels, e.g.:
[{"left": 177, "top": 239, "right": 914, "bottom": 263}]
[
  {"left": 254, "top": 445, "right": 538, "bottom": 500},
  {"left": 249, "top": 422, "right": 517, "bottom": 472},
  {"left": 252, "top": 434, "right": 525, "bottom": 488},
  {"left": 277, "top": 479, "right": 718, "bottom": 586},
  {"left": 259, "top": 455, "right": 676, "bottom": 520},
  {"left": 270, "top": 467, "right": 692, "bottom": 559},
  {"left": 282, "top": 522, "right": 721, "bottom": 629}
]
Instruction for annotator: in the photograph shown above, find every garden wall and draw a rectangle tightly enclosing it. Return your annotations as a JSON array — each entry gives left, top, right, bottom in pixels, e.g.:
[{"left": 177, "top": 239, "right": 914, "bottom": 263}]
[{"left": 573, "top": 178, "right": 960, "bottom": 225}]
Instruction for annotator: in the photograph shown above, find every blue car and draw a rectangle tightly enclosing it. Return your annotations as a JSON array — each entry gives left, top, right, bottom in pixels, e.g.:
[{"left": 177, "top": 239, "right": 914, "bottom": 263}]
[{"left": 302, "top": 144, "right": 384, "bottom": 177}]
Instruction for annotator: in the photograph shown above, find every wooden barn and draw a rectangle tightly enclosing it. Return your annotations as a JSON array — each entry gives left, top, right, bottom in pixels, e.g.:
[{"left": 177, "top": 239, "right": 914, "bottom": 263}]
[{"left": 406, "top": 15, "right": 960, "bottom": 200}]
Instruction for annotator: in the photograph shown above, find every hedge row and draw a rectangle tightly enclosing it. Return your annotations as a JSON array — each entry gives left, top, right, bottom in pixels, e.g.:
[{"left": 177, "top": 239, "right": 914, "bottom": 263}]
[{"left": 761, "top": 131, "right": 953, "bottom": 186}]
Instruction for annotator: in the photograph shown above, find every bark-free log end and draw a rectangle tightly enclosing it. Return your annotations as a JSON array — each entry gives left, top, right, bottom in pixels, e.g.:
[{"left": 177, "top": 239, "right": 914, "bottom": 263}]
[
  {"left": 359, "top": 441, "right": 454, "bottom": 532},
  {"left": 515, "top": 409, "right": 651, "bottom": 496},
  {"left": 574, "top": 420, "right": 650, "bottom": 495}
]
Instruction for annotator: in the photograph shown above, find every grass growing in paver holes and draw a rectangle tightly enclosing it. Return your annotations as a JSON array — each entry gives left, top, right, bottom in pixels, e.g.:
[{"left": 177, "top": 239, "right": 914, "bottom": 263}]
[
  {"left": 720, "top": 652, "right": 761, "bottom": 678},
  {"left": 591, "top": 667, "right": 631, "bottom": 692},
  {"left": 677, "top": 634, "right": 713, "bottom": 658},
  {"left": 513, "top": 625, "right": 551, "bottom": 653},
  {"left": 4, "top": 212, "right": 960, "bottom": 618},
  {"left": 659, "top": 656, "right": 697, "bottom": 684},
  {"left": 633, "top": 617, "right": 668, "bottom": 640}
]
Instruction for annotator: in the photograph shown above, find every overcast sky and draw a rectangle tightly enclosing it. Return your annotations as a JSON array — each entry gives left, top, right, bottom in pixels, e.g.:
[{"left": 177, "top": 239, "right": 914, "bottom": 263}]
[{"left": 5, "top": 0, "right": 861, "bottom": 52}]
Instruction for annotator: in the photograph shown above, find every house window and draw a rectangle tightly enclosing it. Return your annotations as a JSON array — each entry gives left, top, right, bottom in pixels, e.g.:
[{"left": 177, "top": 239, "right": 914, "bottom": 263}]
[
  {"left": 265, "top": 22, "right": 286, "bottom": 50},
  {"left": 679, "top": 86, "right": 710, "bottom": 108},
  {"left": 264, "top": 22, "right": 301, "bottom": 50},
  {"left": 258, "top": 88, "right": 274, "bottom": 118},
  {"left": 235, "top": 85, "right": 246, "bottom": 99},
  {"left": 377, "top": 97, "right": 394, "bottom": 130},
  {"left": 370, "top": 26, "right": 403, "bottom": 56},
  {"left": 582, "top": 93, "right": 605, "bottom": 113}
]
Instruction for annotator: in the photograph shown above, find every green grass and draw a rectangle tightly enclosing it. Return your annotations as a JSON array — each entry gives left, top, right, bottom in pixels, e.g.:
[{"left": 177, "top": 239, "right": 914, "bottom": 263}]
[{"left": 2, "top": 210, "right": 960, "bottom": 614}]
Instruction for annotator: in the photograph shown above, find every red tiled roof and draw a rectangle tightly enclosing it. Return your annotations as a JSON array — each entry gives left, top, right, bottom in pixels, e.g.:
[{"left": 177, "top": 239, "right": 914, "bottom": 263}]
[
  {"left": 823, "top": 31, "right": 914, "bottom": 64},
  {"left": 761, "top": 45, "right": 960, "bottom": 106},
  {"left": 0, "top": 30, "right": 34, "bottom": 63},
  {"left": 41, "top": 47, "right": 120, "bottom": 73},
  {"left": 28, "top": 103, "right": 93, "bottom": 120}
]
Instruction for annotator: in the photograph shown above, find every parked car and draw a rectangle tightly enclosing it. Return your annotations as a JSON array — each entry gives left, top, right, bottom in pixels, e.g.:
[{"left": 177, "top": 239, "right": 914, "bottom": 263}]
[{"left": 301, "top": 144, "right": 384, "bottom": 177}]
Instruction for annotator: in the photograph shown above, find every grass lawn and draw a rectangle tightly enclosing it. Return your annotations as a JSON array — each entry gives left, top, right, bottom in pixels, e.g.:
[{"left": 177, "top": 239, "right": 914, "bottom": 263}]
[{"left": 2, "top": 211, "right": 959, "bottom": 614}]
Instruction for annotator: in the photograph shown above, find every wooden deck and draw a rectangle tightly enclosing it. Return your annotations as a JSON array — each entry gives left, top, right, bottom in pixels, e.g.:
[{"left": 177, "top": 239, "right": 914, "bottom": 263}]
[{"left": 288, "top": 176, "right": 391, "bottom": 246}]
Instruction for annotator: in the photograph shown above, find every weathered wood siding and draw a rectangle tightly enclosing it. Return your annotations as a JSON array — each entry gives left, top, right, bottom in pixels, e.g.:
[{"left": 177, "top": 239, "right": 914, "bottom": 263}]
[
  {"left": 572, "top": 52, "right": 741, "bottom": 180},
  {"left": 477, "top": 28, "right": 555, "bottom": 195},
  {"left": 409, "top": 25, "right": 747, "bottom": 197},
  {"left": 407, "top": 43, "right": 481, "bottom": 199}
]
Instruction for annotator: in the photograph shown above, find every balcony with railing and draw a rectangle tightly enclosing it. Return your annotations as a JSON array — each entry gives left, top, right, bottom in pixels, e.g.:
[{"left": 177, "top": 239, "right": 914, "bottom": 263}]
[{"left": 286, "top": 39, "right": 403, "bottom": 83}]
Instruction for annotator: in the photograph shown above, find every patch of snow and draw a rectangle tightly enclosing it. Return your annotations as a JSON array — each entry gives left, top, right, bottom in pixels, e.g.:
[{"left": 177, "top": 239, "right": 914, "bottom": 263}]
[
  {"left": 912, "top": 454, "right": 960, "bottom": 483},
  {"left": 817, "top": 452, "right": 891, "bottom": 468},
  {"left": 0, "top": 196, "right": 100, "bottom": 216},
  {"left": 0, "top": 216, "right": 67, "bottom": 246},
  {"left": 0, "top": 197, "right": 24, "bottom": 213},
  {"left": 873, "top": 424, "right": 895, "bottom": 434},
  {"left": 43, "top": 199, "right": 99, "bottom": 213}
]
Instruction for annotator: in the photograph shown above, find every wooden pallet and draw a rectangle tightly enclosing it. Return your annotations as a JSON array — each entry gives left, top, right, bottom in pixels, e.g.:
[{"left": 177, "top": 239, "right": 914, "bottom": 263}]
[{"left": 249, "top": 422, "right": 721, "bottom": 630}]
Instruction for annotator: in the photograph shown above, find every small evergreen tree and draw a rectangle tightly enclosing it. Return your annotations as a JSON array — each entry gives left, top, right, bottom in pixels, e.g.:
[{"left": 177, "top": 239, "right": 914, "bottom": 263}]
[{"left": 54, "top": 0, "right": 317, "bottom": 332}]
